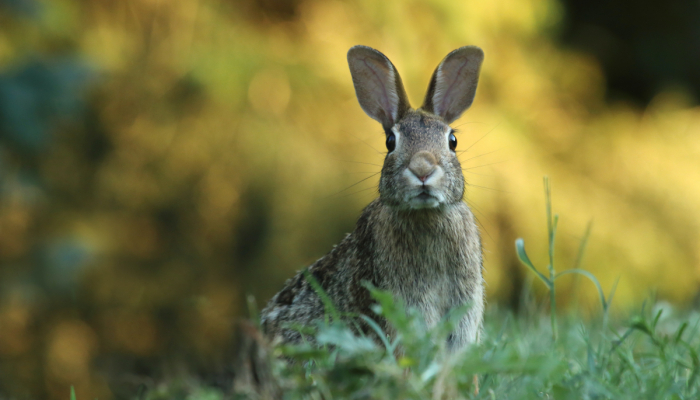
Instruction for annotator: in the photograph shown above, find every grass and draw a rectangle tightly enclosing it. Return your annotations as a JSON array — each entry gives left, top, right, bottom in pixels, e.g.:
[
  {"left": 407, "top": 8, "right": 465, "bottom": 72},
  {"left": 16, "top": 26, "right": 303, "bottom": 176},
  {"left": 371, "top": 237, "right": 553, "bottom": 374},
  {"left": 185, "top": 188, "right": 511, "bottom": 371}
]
[{"left": 141, "top": 180, "right": 700, "bottom": 400}]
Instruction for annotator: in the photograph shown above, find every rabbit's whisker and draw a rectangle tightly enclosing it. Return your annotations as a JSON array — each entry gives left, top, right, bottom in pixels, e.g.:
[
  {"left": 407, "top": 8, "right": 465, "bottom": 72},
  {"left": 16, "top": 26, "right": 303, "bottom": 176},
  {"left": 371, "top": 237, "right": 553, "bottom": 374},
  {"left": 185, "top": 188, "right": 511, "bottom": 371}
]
[
  {"left": 336, "top": 186, "right": 379, "bottom": 199},
  {"left": 339, "top": 160, "right": 382, "bottom": 167},
  {"left": 462, "top": 122, "right": 501, "bottom": 153},
  {"left": 348, "top": 132, "right": 386, "bottom": 156},
  {"left": 466, "top": 183, "right": 510, "bottom": 193},
  {"left": 462, "top": 170, "right": 495, "bottom": 177},
  {"left": 465, "top": 201, "right": 494, "bottom": 242},
  {"left": 458, "top": 147, "right": 504, "bottom": 160},
  {"left": 328, "top": 172, "right": 381, "bottom": 198},
  {"left": 463, "top": 159, "right": 510, "bottom": 170},
  {"left": 452, "top": 121, "right": 486, "bottom": 129}
]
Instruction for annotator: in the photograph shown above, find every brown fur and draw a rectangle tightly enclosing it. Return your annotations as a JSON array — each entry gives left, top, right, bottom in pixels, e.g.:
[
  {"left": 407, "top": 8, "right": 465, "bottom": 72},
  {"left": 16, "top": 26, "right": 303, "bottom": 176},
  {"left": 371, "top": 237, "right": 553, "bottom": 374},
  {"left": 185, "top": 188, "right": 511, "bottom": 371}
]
[{"left": 261, "top": 46, "right": 485, "bottom": 351}]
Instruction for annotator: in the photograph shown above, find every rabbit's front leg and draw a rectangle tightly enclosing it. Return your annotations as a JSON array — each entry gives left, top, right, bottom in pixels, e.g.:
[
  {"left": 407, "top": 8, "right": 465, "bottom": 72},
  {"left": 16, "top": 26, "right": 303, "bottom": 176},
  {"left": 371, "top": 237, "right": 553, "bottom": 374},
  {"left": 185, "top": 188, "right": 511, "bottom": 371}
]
[{"left": 446, "top": 288, "right": 484, "bottom": 350}]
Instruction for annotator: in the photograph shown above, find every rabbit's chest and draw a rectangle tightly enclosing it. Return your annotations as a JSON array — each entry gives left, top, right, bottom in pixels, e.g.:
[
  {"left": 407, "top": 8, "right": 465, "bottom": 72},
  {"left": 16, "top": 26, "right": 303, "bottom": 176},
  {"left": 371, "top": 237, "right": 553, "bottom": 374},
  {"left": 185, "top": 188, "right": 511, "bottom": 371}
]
[
  {"left": 371, "top": 203, "right": 483, "bottom": 327},
  {"left": 385, "top": 251, "right": 463, "bottom": 323},
  {"left": 377, "top": 236, "right": 477, "bottom": 328}
]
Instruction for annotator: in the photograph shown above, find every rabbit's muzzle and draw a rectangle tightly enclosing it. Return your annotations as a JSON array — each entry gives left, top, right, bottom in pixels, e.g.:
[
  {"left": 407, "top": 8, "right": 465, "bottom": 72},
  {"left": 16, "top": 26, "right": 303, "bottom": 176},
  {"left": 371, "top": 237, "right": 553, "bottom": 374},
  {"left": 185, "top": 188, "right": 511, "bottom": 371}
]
[
  {"left": 408, "top": 151, "right": 437, "bottom": 182},
  {"left": 402, "top": 150, "right": 447, "bottom": 209}
]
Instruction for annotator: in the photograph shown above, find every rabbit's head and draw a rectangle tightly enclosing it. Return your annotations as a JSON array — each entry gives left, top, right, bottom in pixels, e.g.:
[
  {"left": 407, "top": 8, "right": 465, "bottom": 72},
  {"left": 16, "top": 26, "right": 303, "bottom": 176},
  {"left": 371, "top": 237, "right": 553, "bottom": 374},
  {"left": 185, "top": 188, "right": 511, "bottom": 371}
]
[{"left": 348, "top": 46, "right": 484, "bottom": 210}]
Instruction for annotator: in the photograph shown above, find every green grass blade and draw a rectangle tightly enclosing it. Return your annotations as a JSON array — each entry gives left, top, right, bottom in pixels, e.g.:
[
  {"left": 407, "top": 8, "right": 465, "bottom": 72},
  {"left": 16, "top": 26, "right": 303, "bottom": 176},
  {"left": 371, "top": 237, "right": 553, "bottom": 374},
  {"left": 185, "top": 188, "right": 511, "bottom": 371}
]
[
  {"left": 549, "top": 214, "right": 558, "bottom": 275},
  {"left": 675, "top": 322, "right": 689, "bottom": 343},
  {"left": 70, "top": 386, "right": 76, "bottom": 400},
  {"left": 681, "top": 341, "right": 700, "bottom": 389},
  {"left": 544, "top": 177, "right": 555, "bottom": 273},
  {"left": 608, "top": 278, "right": 619, "bottom": 307},
  {"left": 573, "top": 220, "right": 593, "bottom": 271},
  {"left": 652, "top": 309, "right": 663, "bottom": 329},
  {"left": 544, "top": 176, "right": 552, "bottom": 242},
  {"left": 303, "top": 270, "right": 340, "bottom": 321},
  {"left": 515, "top": 238, "right": 551, "bottom": 288},
  {"left": 555, "top": 269, "right": 607, "bottom": 310},
  {"left": 360, "top": 314, "right": 395, "bottom": 358}
]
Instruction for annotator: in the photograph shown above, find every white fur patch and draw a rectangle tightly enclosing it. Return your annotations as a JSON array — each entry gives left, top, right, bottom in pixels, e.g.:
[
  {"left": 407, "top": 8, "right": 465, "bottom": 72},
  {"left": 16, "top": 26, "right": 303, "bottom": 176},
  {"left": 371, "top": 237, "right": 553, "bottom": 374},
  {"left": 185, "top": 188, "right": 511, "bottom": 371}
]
[
  {"left": 443, "top": 126, "right": 452, "bottom": 148},
  {"left": 391, "top": 126, "right": 402, "bottom": 148}
]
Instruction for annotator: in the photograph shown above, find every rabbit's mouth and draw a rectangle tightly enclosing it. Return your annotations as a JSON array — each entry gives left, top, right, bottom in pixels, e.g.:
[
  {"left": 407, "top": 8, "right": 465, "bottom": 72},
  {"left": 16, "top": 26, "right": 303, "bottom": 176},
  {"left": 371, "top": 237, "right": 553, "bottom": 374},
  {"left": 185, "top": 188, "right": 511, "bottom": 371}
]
[
  {"left": 407, "top": 190, "right": 442, "bottom": 209},
  {"left": 416, "top": 192, "right": 433, "bottom": 201}
]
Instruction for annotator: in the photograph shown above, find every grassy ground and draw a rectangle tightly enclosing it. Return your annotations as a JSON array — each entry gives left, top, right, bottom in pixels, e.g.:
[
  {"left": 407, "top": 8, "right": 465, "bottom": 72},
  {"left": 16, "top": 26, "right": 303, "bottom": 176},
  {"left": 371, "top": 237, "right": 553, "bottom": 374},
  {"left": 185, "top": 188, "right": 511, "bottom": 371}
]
[
  {"left": 139, "top": 181, "right": 700, "bottom": 400},
  {"left": 138, "top": 293, "right": 700, "bottom": 400}
]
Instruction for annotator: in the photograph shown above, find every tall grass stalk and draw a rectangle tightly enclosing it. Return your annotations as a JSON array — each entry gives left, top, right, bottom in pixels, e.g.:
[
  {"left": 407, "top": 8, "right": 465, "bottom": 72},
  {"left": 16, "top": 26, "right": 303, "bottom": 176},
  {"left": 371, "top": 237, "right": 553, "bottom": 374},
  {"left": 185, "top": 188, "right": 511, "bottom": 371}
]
[{"left": 516, "top": 177, "right": 615, "bottom": 341}]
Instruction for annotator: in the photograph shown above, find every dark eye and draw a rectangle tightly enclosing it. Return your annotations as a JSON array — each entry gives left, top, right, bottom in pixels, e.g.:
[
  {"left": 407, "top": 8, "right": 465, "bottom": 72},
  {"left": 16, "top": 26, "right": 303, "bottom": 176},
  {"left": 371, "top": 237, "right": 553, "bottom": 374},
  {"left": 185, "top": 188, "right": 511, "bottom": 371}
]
[
  {"left": 386, "top": 133, "right": 396, "bottom": 152},
  {"left": 449, "top": 132, "right": 457, "bottom": 151}
]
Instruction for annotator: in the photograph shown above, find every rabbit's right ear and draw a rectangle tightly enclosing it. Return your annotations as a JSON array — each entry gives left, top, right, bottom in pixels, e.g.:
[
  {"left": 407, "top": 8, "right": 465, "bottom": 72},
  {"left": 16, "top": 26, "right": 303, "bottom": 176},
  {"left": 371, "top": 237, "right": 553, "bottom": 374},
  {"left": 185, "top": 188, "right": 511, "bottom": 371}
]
[{"left": 347, "top": 46, "right": 411, "bottom": 130}]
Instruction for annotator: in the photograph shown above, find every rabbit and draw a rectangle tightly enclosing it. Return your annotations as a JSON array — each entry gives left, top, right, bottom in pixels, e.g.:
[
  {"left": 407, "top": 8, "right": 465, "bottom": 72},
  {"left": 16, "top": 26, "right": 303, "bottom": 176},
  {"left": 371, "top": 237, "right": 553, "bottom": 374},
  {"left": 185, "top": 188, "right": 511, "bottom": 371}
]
[{"left": 261, "top": 45, "right": 485, "bottom": 351}]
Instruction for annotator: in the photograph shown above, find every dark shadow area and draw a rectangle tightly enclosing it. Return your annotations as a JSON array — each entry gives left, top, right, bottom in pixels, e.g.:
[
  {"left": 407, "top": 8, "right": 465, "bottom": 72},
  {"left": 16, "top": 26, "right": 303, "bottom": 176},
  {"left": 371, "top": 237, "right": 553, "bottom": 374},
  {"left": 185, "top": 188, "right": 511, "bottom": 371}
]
[{"left": 558, "top": 0, "right": 700, "bottom": 105}]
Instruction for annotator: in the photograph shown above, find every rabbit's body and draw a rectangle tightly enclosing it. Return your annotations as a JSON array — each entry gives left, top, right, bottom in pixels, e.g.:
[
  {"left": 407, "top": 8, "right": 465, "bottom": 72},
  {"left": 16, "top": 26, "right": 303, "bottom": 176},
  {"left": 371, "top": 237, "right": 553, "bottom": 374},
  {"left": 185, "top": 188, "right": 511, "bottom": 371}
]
[{"left": 261, "top": 46, "right": 485, "bottom": 351}]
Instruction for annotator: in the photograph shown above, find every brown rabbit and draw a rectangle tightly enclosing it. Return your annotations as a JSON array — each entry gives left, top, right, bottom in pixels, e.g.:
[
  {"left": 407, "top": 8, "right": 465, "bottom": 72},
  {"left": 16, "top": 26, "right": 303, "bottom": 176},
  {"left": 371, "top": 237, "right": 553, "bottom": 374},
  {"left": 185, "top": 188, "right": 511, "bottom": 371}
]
[{"left": 261, "top": 45, "right": 485, "bottom": 351}]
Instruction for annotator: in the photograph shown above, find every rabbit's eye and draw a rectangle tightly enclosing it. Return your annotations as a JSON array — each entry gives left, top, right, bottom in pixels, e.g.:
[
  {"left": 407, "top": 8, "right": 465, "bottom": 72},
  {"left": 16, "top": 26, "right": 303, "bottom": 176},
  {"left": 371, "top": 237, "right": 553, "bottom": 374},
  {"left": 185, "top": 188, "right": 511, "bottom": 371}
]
[
  {"left": 386, "top": 133, "right": 396, "bottom": 152},
  {"left": 449, "top": 132, "right": 457, "bottom": 151}
]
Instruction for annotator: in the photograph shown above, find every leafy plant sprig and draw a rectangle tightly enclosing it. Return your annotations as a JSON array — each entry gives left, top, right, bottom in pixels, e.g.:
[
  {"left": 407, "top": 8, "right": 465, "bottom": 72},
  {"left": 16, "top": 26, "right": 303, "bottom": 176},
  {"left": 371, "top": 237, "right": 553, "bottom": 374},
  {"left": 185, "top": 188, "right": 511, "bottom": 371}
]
[{"left": 515, "top": 176, "right": 617, "bottom": 340}]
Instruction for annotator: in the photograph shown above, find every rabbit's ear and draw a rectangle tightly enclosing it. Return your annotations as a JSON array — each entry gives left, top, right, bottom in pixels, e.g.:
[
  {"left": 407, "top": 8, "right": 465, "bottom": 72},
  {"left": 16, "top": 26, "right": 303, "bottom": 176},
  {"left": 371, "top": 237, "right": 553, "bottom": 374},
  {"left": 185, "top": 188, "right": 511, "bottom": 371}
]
[
  {"left": 422, "top": 46, "right": 484, "bottom": 123},
  {"left": 348, "top": 46, "right": 411, "bottom": 130}
]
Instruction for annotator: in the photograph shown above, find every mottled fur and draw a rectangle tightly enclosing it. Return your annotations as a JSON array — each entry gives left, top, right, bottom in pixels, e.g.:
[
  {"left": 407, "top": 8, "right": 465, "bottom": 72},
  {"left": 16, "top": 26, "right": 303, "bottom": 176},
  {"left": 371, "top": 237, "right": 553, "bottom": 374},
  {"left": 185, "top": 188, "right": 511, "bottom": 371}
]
[{"left": 261, "top": 45, "right": 485, "bottom": 351}]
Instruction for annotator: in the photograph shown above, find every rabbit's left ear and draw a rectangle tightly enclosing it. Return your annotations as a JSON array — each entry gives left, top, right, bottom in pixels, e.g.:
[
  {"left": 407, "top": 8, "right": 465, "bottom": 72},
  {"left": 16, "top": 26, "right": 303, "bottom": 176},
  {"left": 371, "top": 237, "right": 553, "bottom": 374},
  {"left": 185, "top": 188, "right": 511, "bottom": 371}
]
[{"left": 422, "top": 46, "right": 484, "bottom": 123}]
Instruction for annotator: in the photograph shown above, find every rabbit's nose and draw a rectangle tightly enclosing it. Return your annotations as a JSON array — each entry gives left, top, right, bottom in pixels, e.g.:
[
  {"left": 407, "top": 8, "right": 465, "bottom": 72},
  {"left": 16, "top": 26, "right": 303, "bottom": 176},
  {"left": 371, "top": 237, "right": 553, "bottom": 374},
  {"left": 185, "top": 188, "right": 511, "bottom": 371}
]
[{"left": 408, "top": 151, "right": 437, "bottom": 182}]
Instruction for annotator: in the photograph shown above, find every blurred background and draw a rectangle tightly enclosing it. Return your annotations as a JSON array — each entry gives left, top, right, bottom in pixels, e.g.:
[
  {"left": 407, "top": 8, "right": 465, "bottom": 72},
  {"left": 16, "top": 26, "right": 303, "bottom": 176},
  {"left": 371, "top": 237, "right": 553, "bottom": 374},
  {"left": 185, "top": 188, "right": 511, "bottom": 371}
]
[{"left": 0, "top": 0, "right": 699, "bottom": 398}]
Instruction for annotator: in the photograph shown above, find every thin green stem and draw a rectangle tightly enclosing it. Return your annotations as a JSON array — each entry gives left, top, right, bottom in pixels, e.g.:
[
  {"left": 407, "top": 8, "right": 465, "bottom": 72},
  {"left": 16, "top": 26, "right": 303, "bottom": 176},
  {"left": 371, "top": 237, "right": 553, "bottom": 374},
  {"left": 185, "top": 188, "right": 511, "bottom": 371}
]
[{"left": 544, "top": 176, "right": 558, "bottom": 341}]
